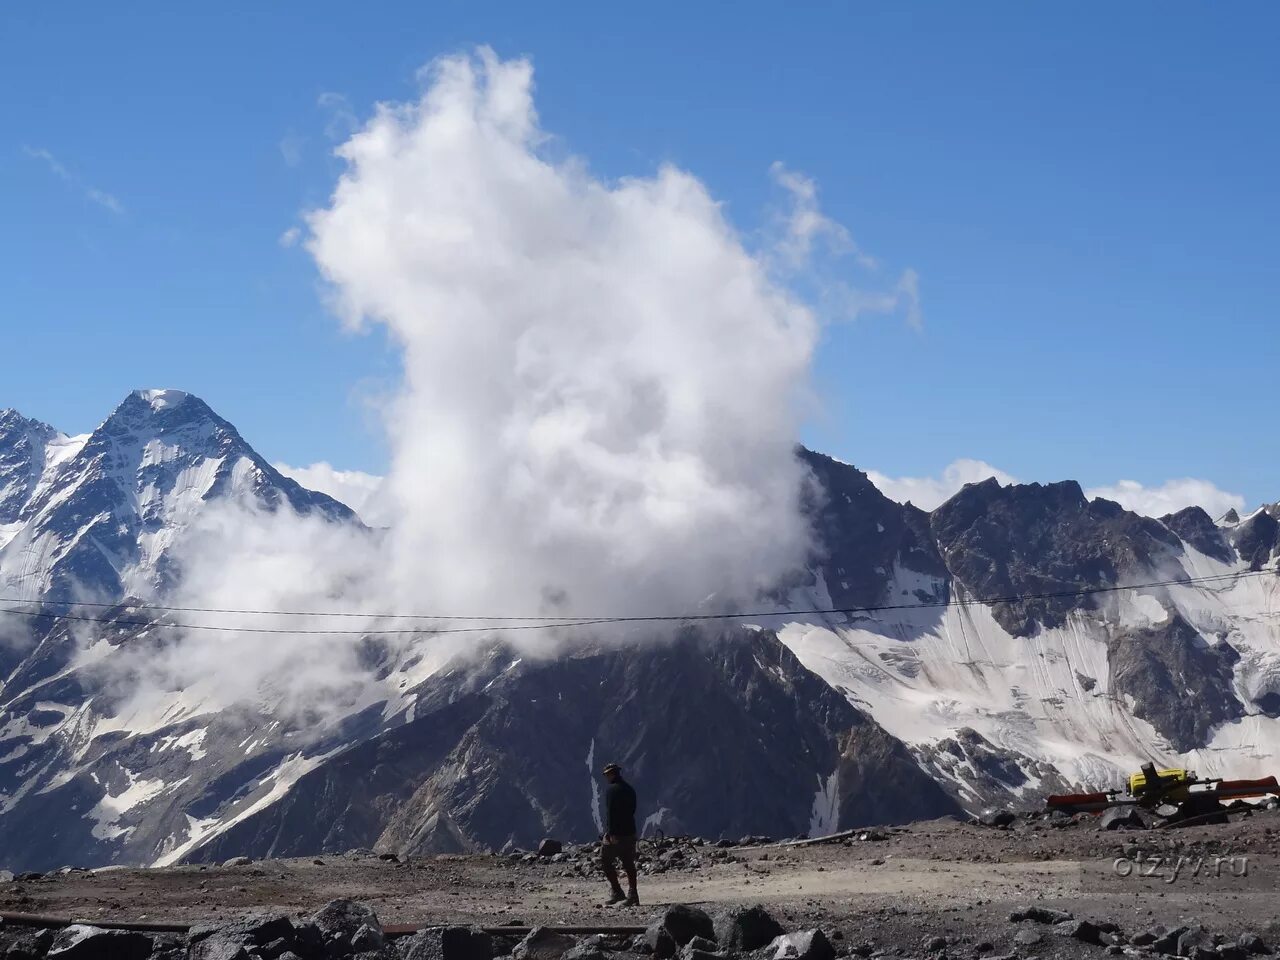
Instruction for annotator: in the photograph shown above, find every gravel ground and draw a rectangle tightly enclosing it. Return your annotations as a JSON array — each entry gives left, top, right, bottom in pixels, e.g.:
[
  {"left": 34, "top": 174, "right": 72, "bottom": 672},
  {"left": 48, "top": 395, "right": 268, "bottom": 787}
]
[{"left": 2, "top": 811, "right": 1278, "bottom": 957}]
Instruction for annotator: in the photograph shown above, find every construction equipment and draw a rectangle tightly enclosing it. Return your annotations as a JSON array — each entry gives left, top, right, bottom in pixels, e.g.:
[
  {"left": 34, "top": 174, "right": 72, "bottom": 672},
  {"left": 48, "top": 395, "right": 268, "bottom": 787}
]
[{"left": 1046, "top": 762, "right": 1280, "bottom": 827}]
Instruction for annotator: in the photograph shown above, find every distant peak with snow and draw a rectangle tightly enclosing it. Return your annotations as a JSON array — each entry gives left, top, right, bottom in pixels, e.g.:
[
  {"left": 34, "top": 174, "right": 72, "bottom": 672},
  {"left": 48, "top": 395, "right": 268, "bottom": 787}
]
[{"left": 133, "top": 388, "right": 191, "bottom": 410}]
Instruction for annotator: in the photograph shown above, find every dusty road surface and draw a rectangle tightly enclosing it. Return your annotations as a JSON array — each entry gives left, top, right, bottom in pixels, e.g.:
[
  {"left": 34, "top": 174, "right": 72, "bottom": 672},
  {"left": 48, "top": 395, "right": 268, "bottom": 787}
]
[{"left": 2, "top": 814, "right": 1279, "bottom": 957}]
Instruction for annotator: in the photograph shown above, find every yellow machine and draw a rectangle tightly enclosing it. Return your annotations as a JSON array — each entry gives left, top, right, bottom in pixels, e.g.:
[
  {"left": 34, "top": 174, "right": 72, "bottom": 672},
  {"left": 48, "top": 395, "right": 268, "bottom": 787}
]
[{"left": 1047, "top": 762, "right": 1278, "bottom": 827}]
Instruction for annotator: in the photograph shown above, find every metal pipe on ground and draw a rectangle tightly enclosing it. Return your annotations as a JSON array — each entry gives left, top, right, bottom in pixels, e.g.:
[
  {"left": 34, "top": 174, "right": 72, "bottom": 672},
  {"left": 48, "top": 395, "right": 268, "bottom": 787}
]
[{"left": 0, "top": 912, "right": 646, "bottom": 939}]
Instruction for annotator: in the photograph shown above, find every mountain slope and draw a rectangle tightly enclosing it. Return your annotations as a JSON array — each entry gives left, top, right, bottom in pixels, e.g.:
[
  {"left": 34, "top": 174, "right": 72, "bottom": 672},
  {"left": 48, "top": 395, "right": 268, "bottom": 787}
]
[
  {"left": 781, "top": 451, "right": 1280, "bottom": 812},
  {"left": 0, "top": 392, "right": 1277, "bottom": 871}
]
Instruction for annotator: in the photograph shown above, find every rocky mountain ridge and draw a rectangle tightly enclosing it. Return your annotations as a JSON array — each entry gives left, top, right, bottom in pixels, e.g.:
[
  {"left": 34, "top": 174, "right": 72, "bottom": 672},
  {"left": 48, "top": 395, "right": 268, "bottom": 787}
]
[{"left": 0, "top": 391, "right": 1276, "bottom": 871}]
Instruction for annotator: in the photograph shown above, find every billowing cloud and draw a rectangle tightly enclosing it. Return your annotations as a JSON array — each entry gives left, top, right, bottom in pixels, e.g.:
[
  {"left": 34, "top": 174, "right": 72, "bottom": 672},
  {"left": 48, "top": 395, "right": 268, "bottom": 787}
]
[
  {"left": 866, "top": 459, "right": 1017, "bottom": 510},
  {"left": 91, "top": 48, "right": 921, "bottom": 725},
  {"left": 1084, "top": 479, "right": 1246, "bottom": 521}
]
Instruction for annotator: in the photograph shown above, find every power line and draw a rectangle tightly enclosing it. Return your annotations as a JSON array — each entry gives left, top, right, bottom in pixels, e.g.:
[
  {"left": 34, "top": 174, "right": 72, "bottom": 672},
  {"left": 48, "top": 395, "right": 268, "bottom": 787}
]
[{"left": 0, "top": 568, "right": 1272, "bottom": 636}]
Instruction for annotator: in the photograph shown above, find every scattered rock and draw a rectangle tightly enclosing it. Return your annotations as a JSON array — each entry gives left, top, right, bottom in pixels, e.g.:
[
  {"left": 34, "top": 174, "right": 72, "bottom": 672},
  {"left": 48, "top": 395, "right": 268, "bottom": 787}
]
[
  {"left": 1009, "top": 908, "right": 1073, "bottom": 925},
  {"left": 1151, "top": 927, "right": 1189, "bottom": 956},
  {"left": 513, "top": 929, "right": 579, "bottom": 960},
  {"left": 1237, "top": 934, "right": 1267, "bottom": 956},
  {"left": 48, "top": 926, "right": 154, "bottom": 960},
  {"left": 655, "top": 906, "right": 716, "bottom": 948},
  {"left": 398, "top": 927, "right": 493, "bottom": 960},
  {"left": 1099, "top": 807, "right": 1148, "bottom": 831},
  {"left": 311, "top": 900, "right": 386, "bottom": 958},
  {"left": 1012, "top": 930, "right": 1041, "bottom": 948},
  {"left": 4, "top": 929, "right": 56, "bottom": 960},
  {"left": 377, "top": 853, "right": 400, "bottom": 863},
  {"left": 714, "top": 905, "right": 786, "bottom": 952},
  {"left": 1178, "top": 928, "right": 1213, "bottom": 957},
  {"left": 769, "top": 930, "right": 836, "bottom": 960},
  {"left": 980, "top": 811, "right": 1016, "bottom": 828},
  {"left": 1055, "top": 921, "right": 1103, "bottom": 945},
  {"left": 924, "top": 937, "right": 947, "bottom": 953}
]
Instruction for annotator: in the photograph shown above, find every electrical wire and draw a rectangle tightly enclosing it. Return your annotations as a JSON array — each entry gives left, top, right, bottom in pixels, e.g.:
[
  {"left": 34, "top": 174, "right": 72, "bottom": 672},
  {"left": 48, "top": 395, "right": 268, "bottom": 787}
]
[{"left": 0, "top": 568, "right": 1272, "bottom": 636}]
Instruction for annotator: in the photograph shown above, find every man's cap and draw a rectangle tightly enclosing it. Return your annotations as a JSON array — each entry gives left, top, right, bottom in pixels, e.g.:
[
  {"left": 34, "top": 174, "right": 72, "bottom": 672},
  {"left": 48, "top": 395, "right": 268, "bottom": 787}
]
[{"left": 602, "top": 762, "right": 621, "bottom": 775}]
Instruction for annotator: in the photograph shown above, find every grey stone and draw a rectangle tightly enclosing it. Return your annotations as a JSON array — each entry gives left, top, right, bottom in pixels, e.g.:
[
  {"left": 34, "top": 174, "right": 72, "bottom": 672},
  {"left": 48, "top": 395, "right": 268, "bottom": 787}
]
[
  {"left": 1150, "top": 927, "right": 1188, "bottom": 956},
  {"left": 311, "top": 901, "right": 385, "bottom": 958},
  {"left": 657, "top": 908, "right": 715, "bottom": 949},
  {"left": 190, "top": 914, "right": 296, "bottom": 950},
  {"left": 1236, "top": 934, "right": 1267, "bottom": 956},
  {"left": 1012, "top": 931, "right": 1041, "bottom": 948},
  {"left": 398, "top": 928, "right": 493, "bottom": 960},
  {"left": 1054, "top": 921, "right": 1102, "bottom": 945},
  {"left": 223, "top": 856, "right": 253, "bottom": 867},
  {"left": 714, "top": 906, "right": 786, "bottom": 952},
  {"left": 537, "top": 839, "right": 563, "bottom": 857},
  {"left": 190, "top": 940, "right": 251, "bottom": 960},
  {"left": 1008, "top": 908, "right": 1072, "bottom": 925},
  {"left": 769, "top": 931, "right": 836, "bottom": 960},
  {"left": 645, "top": 923, "right": 677, "bottom": 960},
  {"left": 48, "top": 926, "right": 155, "bottom": 960},
  {"left": 1179, "top": 928, "right": 1213, "bottom": 957},
  {"left": 512, "top": 930, "right": 579, "bottom": 960},
  {"left": 1099, "top": 807, "right": 1147, "bottom": 831}
]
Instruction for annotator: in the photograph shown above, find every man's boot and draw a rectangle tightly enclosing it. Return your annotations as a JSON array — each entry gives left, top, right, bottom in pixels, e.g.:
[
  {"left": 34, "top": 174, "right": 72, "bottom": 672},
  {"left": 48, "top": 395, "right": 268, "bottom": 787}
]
[
  {"left": 625, "top": 886, "right": 640, "bottom": 907},
  {"left": 603, "top": 886, "right": 626, "bottom": 906}
]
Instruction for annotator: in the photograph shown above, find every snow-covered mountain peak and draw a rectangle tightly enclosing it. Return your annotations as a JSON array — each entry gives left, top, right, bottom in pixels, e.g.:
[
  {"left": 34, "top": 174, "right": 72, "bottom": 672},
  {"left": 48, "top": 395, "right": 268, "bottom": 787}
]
[
  {"left": 0, "top": 390, "right": 358, "bottom": 603},
  {"left": 0, "top": 409, "right": 64, "bottom": 526},
  {"left": 133, "top": 388, "right": 189, "bottom": 410}
]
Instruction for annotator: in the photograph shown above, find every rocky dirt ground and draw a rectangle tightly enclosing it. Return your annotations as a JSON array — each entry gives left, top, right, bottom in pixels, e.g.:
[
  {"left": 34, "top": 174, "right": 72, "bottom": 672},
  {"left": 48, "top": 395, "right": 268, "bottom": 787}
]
[{"left": 2, "top": 810, "right": 1279, "bottom": 960}]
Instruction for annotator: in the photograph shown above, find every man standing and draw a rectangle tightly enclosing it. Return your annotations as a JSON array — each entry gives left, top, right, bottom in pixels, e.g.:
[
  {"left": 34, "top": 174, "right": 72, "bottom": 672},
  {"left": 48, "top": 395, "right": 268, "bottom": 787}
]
[{"left": 600, "top": 762, "right": 639, "bottom": 907}]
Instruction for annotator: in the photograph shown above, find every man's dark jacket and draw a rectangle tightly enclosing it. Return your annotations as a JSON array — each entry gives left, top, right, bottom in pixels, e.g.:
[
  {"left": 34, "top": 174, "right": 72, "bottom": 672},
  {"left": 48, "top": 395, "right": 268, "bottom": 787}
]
[{"left": 605, "top": 777, "right": 637, "bottom": 837}]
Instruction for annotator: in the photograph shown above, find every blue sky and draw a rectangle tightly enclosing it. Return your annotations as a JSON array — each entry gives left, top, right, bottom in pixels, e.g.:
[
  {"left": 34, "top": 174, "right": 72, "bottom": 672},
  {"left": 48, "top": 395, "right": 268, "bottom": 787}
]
[{"left": 3, "top": 3, "right": 1277, "bottom": 511}]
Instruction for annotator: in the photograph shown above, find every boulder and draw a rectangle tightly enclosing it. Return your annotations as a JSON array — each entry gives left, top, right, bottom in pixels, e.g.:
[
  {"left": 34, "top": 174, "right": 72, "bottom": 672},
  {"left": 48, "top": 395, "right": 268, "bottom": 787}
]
[
  {"left": 656, "top": 907, "right": 715, "bottom": 948},
  {"left": 562, "top": 936, "right": 609, "bottom": 960},
  {"left": 1151, "top": 927, "right": 1189, "bottom": 956},
  {"left": 1179, "top": 928, "right": 1214, "bottom": 957},
  {"left": 1237, "top": 934, "right": 1267, "bottom": 955},
  {"left": 311, "top": 901, "right": 386, "bottom": 958},
  {"left": 1054, "top": 921, "right": 1102, "bottom": 945},
  {"left": 47, "top": 926, "right": 154, "bottom": 960},
  {"left": 1009, "top": 907, "right": 1073, "bottom": 925},
  {"left": 714, "top": 906, "right": 786, "bottom": 952},
  {"left": 398, "top": 928, "right": 493, "bottom": 960},
  {"left": 1012, "top": 930, "right": 1041, "bottom": 948},
  {"left": 537, "top": 840, "right": 564, "bottom": 857},
  {"left": 4, "top": 929, "right": 55, "bottom": 960},
  {"left": 222, "top": 856, "right": 253, "bottom": 867},
  {"left": 1099, "top": 807, "right": 1147, "bottom": 831},
  {"left": 190, "top": 914, "right": 297, "bottom": 950},
  {"left": 644, "top": 923, "right": 677, "bottom": 960},
  {"left": 979, "top": 810, "right": 1016, "bottom": 828},
  {"left": 512, "top": 929, "right": 579, "bottom": 960},
  {"left": 768, "top": 931, "right": 835, "bottom": 960},
  {"left": 190, "top": 940, "right": 251, "bottom": 960}
]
